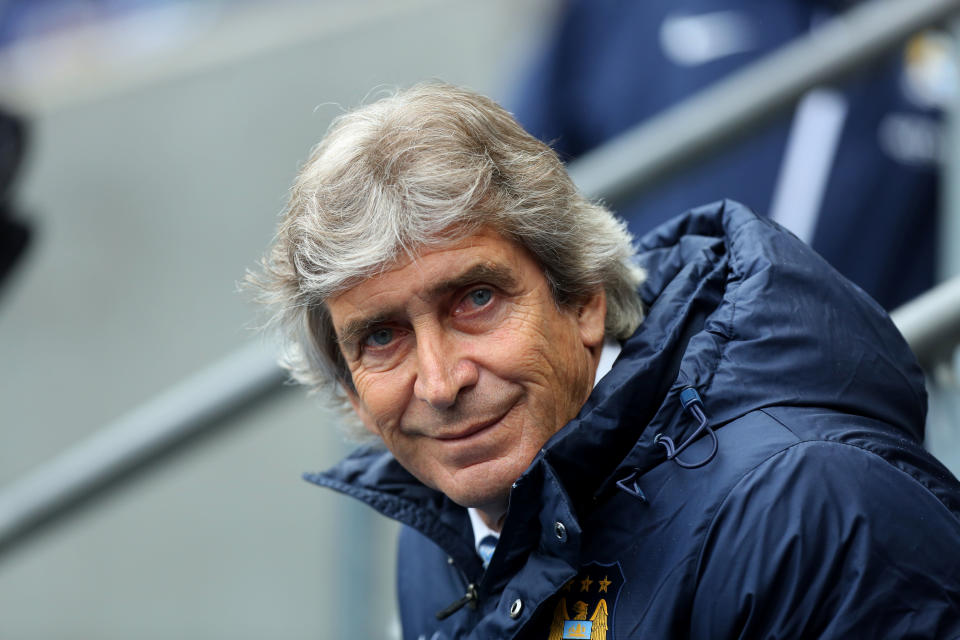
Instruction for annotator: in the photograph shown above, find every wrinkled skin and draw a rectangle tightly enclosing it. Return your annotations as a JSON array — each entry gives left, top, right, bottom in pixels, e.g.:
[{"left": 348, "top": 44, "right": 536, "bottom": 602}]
[{"left": 327, "top": 228, "right": 606, "bottom": 527}]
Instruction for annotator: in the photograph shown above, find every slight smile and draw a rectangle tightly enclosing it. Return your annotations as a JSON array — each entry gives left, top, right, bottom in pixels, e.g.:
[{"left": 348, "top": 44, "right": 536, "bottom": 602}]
[{"left": 431, "top": 404, "right": 518, "bottom": 442}]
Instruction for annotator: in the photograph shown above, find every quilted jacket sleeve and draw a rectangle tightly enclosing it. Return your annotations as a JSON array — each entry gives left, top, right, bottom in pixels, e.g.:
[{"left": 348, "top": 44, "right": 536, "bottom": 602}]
[{"left": 691, "top": 440, "right": 960, "bottom": 639}]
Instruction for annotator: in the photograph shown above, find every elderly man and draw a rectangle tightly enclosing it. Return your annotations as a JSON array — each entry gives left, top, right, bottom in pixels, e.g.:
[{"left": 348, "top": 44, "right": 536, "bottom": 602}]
[{"left": 252, "top": 83, "right": 960, "bottom": 639}]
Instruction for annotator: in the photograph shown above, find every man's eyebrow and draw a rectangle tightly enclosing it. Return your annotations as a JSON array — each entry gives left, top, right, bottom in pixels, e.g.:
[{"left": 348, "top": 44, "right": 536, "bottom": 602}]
[{"left": 425, "top": 262, "right": 519, "bottom": 298}]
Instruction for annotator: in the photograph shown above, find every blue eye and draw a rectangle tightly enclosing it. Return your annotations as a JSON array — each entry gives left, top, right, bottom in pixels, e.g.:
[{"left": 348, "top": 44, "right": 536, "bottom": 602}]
[
  {"left": 469, "top": 288, "right": 492, "bottom": 307},
  {"left": 365, "top": 328, "right": 394, "bottom": 347}
]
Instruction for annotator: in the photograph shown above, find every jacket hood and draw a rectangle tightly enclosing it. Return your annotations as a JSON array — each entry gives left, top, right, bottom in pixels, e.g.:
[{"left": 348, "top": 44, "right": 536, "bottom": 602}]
[
  {"left": 640, "top": 199, "right": 926, "bottom": 433},
  {"left": 535, "top": 199, "right": 928, "bottom": 510}
]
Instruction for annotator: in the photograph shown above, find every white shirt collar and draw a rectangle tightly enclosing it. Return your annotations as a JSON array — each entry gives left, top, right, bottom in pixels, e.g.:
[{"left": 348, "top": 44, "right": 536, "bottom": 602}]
[
  {"left": 593, "top": 336, "right": 622, "bottom": 387},
  {"left": 467, "top": 338, "right": 622, "bottom": 553},
  {"left": 467, "top": 506, "right": 500, "bottom": 549}
]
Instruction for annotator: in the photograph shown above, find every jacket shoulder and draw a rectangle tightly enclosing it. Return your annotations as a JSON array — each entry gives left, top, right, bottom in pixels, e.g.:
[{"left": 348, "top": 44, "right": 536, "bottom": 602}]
[{"left": 691, "top": 411, "right": 960, "bottom": 638}]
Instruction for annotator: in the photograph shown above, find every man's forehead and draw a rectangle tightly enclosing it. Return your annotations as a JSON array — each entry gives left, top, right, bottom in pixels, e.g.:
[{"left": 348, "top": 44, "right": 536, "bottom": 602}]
[
  {"left": 333, "top": 253, "right": 520, "bottom": 310},
  {"left": 334, "top": 228, "right": 526, "bottom": 300}
]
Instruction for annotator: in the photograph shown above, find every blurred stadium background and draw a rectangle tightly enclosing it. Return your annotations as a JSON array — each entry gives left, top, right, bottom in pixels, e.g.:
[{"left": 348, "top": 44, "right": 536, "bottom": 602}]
[{"left": 0, "top": 1, "right": 957, "bottom": 638}]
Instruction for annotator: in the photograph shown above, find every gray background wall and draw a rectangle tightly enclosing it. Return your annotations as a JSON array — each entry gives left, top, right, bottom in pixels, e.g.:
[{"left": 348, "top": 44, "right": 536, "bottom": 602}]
[{"left": 0, "top": 1, "right": 551, "bottom": 637}]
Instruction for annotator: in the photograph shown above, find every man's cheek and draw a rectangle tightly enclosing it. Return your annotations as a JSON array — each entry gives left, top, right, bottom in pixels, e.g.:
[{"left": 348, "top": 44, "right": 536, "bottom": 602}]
[
  {"left": 351, "top": 367, "right": 384, "bottom": 401},
  {"left": 354, "top": 374, "right": 406, "bottom": 423},
  {"left": 343, "top": 385, "right": 380, "bottom": 434}
]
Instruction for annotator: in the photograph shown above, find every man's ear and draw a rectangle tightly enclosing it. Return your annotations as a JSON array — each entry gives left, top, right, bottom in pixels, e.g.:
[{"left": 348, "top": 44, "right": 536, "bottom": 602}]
[
  {"left": 343, "top": 385, "right": 381, "bottom": 437},
  {"left": 577, "top": 288, "right": 607, "bottom": 349}
]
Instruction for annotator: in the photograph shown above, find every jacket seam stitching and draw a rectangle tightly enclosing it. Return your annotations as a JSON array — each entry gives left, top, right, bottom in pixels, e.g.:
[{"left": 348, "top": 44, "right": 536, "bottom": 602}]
[
  {"left": 758, "top": 407, "right": 959, "bottom": 522},
  {"left": 693, "top": 431, "right": 959, "bottom": 595}
]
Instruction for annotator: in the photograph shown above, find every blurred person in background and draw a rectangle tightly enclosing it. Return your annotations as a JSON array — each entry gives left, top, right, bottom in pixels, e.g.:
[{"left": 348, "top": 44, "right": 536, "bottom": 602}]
[
  {"left": 0, "top": 0, "right": 170, "bottom": 46},
  {"left": 512, "top": 0, "right": 949, "bottom": 310},
  {"left": 251, "top": 82, "right": 960, "bottom": 639},
  {"left": 0, "top": 108, "right": 28, "bottom": 296}
]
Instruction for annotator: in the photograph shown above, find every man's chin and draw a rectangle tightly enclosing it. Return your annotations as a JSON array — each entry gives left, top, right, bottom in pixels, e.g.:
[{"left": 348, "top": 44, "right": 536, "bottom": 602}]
[
  {"left": 412, "top": 444, "right": 533, "bottom": 517},
  {"left": 448, "top": 484, "right": 510, "bottom": 512},
  {"left": 441, "top": 471, "right": 513, "bottom": 517}
]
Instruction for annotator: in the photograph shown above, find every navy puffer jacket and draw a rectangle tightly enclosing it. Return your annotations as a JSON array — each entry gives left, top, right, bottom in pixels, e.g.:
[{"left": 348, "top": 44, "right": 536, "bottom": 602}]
[{"left": 308, "top": 201, "right": 960, "bottom": 639}]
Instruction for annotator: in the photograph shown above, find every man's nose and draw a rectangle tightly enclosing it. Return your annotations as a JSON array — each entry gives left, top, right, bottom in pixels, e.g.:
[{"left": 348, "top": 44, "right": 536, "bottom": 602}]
[{"left": 413, "top": 329, "right": 478, "bottom": 410}]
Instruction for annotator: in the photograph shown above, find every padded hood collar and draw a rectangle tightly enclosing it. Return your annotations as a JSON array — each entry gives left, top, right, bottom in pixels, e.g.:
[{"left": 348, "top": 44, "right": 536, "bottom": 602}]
[{"left": 544, "top": 199, "right": 927, "bottom": 506}]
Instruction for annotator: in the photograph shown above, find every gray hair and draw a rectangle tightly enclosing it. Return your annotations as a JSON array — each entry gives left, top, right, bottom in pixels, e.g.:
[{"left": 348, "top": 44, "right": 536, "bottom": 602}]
[{"left": 250, "top": 82, "right": 644, "bottom": 415}]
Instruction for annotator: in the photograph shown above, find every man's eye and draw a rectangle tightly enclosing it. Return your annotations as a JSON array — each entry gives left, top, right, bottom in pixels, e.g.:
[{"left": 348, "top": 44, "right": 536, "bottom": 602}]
[
  {"left": 468, "top": 288, "right": 493, "bottom": 307},
  {"left": 365, "top": 328, "right": 394, "bottom": 347}
]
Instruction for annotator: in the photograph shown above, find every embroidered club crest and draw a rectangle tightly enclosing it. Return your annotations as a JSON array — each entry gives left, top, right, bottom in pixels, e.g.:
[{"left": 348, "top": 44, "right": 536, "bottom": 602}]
[{"left": 547, "top": 562, "right": 624, "bottom": 640}]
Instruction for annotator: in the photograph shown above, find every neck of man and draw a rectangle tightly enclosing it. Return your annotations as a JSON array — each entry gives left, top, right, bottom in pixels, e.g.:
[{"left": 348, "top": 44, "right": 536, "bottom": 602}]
[{"left": 475, "top": 500, "right": 508, "bottom": 533}]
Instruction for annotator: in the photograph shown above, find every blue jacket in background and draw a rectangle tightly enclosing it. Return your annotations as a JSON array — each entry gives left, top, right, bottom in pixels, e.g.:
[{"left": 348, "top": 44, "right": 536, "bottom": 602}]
[
  {"left": 309, "top": 201, "right": 960, "bottom": 639},
  {"left": 512, "top": 0, "right": 941, "bottom": 310}
]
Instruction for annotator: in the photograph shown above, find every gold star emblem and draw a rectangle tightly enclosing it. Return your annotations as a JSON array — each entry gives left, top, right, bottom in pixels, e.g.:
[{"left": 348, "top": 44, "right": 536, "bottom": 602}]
[
  {"left": 562, "top": 579, "right": 574, "bottom": 592},
  {"left": 579, "top": 576, "right": 593, "bottom": 592},
  {"left": 598, "top": 576, "right": 612, "bottom": 593}
]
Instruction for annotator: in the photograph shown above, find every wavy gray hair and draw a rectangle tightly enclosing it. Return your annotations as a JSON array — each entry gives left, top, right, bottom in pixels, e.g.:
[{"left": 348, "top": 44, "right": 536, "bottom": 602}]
[{"left": 250, "top": 82, "right": 644, "bottom": 415}]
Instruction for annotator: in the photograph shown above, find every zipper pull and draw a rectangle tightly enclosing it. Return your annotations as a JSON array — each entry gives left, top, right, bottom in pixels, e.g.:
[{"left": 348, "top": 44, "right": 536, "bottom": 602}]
[{"left": 435, "top": 583, "right": 478, "bottom": 620}]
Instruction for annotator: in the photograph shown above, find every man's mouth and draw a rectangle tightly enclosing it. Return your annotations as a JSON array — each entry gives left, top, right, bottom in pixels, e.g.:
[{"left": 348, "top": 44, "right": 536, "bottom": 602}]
[{"left": 433, "top": 406, "right": 513, "bottom": 441}]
